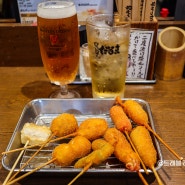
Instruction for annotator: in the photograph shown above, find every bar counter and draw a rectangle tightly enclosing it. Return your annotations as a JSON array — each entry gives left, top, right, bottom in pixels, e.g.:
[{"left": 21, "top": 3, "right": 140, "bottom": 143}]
[{"left": 0, "top": 67, "right": 185, "bottom": 185}]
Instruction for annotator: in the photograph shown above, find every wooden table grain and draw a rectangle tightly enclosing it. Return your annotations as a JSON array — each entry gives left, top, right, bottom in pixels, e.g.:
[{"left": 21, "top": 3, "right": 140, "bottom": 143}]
[{"left": 0, "top": 67, "right": 185, "bottom": 185}]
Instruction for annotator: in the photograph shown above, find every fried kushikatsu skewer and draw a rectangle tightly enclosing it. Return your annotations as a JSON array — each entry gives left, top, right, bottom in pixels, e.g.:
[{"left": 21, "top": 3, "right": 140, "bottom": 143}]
[
  {"left": 51, "top": 115, "right": 108, "bottom": 142},
  {"left": 3, "top": 115, "right": 108, "bottom": 155},
  {"left": 68, "top": 139, "right": 114, "bottom": 185},
  {"left": 76, "top": 118, "right": 108, "bottom": 141},
  {"left": 109, "top": 105, "right": 148, "bottom": 174},
  {"left": 110, "top": 105, "right": 132, "bottom": 132},
  {"left": 104, "top": 128, "right": 140, "bottom": 171},
  {"left": 2, "top": 113, "right": 78, "bottom": 155},
  {"left": 104, "top": 128, "right": 149, "bottom": 185},
  {"left": 6, "top": 117, "right": 108, "bottom": 184},
  {"left": 50, "top": 113, "right": 79, "bottom": 137},
  {"left": 3, "top": 116, "right": 108, "bottom": 184},
  {"left": 3, "top": 123, "right": 54, "bottom": 183},
  {"left": 75, "top": 139, "right": 114, "bottom": 168},
  {"left": 130, "top": 126, "right": 164, "bottom": 185},
  {"left": 6, "top": 114, "right": 77, "bottom": 182},
  {"left": 2, "top": 123, "right": 52, "bottom": 155},
  {"left": 116, "top": 97, "right": 183, "bottom": 161},
  {"left": 7, "top": 136, "right": 91, "bottom": 185}
]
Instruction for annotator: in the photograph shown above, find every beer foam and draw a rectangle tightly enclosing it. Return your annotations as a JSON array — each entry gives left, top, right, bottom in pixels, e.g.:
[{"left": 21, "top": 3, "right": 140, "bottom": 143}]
[{"left": 37, "top": 1, "right": 76, "bottom": 19}]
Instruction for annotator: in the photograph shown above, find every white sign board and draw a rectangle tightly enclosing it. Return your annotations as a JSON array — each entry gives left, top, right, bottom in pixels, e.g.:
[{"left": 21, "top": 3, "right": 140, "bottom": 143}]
[{"left": 126, "top": 29, "right": 154, "bottom": 80}]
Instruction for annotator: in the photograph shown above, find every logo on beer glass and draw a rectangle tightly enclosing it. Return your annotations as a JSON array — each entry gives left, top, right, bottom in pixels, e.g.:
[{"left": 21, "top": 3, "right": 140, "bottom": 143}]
[
  {"left": 50, "top": 35, "right": 58, "bottom": 46},
  {"left": 94, "top": 42, "right": 120, "bottom": 58}
]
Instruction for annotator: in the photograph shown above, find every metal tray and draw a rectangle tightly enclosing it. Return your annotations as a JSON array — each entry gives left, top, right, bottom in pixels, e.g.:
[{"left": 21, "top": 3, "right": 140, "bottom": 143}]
[{"left": 2, "top": 98, "right": 163, "bottom": 174}]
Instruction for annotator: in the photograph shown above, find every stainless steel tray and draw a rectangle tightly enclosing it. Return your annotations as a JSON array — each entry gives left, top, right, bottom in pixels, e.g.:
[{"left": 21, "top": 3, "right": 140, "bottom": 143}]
[{"left": 2, "top": 98, "right": 163, "bottom": 174}]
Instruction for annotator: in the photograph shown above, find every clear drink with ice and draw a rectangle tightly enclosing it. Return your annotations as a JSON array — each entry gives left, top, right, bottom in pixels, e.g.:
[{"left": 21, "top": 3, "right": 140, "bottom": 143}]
[{"left": 86, "top": 14, "right": 130, "bottom": 98}]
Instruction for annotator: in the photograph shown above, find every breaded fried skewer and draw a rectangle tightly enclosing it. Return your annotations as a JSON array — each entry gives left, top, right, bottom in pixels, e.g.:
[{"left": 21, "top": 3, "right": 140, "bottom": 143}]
[
  {"left": 104, "top": 128, "right": 149, "bottom": 185},
  {"left": 130, "top": 126, "right": 164, "bottom": 185},
  {"left": 3, "top": 123, "right": 54, "bottom": 183},
  {"left": 6, "top": 114, "right": 77, "bottom": 182},
  {"left": 109, "top": 105, "right": 148, "bottom": 174},
  {"left": 2, "top": 113, "right": 78, "bottom": 155},
  {"left": 110, "top": 105, "right": 132, "bottom": 132},
  {"left": 116, "top": 96, "right": 183, "bottom": 160},
  {"left": 4, "top": 116, "right": 108, "bottom": 184},
  {"left": 6, "top": 136, "right": 91, "bottom": 185},
  {"left": 6, "top": 117, "right": 108, "bottom": 184},
  {"left": 68, "top": 139, "right": 114, "bottom": 185},
  {"left": 2, "top": 116, "right": 108, "bottom": 155}
]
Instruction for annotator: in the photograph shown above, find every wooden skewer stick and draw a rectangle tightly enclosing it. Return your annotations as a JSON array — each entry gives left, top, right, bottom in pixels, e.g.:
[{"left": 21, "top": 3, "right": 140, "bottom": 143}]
[
  {"left": 137, "top": 171, "right": 149, "bottom": 185},
  {"left": 50, "top": 132, "right": 77, "bottom": 143},
  {"left": 124, "top": 131, "right": 149, "bottom": 175},
  {"left": 8, "top": 133, "right": 55, "bottom": 182},
  {"left": 6, "top": 158, "right": 56, "bottom": 185},
  {"left": 151, "top": 166, "right": 164, "bottom": 185},
  {"left": 2, "top": 141, "right": 29, "bottom": 185},
  {"left": 68, "top": 162, "right": 92, "bottom": 185},
  {"left": 146, "top": 126, "right": 183, "bottom": 161},
  {"left": 2, "top": 144, "right": 42, "bottom": 155},
  {"left": 2, "top": 132, "right": 77, "bottom": 155}
]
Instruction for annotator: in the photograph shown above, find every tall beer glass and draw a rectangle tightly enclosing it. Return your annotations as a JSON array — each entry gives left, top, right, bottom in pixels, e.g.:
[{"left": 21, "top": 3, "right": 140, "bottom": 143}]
[{"left": 37, "top": 0, "right": 80, "bottom": 98}]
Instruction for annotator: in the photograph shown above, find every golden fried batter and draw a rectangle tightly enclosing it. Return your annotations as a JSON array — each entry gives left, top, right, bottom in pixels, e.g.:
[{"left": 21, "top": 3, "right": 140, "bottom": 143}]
[
  {"left": 130, "top": 126, "right": 157, "bottom": 169},
  {"left": 70, "top": 136, "right": 92, "bottom": 159},
  {"left": 74, "top": 139, "right": 114, "bottom": 168},
  {"left": 91, "top": 138, "right": 109, "bottom": 150},
  {"left": 104, "top": 128, "right": 140, "bottom": 171},
  {"left": 123, "top": 100, "right": 149, "bottom": 126},
  {"left": 52, "top": 143, "right": 75, "bottom": 166},
  {"left": 50, "top": 113, "right": 78, "bottom": 137},
  {"left": 77, "top": 118, "right": 108, "bottom": 141},
  {"left": 110, "top": 105, "right": 132, "bottom": 132},
  {"left": 52, "top": 136, "right": 91, "bottom": 166}
]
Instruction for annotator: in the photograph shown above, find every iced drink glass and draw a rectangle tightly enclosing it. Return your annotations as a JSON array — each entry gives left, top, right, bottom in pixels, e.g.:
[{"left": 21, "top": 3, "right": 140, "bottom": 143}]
[{"left": 86, "top": 14, "right": 130, "bottom": 98}]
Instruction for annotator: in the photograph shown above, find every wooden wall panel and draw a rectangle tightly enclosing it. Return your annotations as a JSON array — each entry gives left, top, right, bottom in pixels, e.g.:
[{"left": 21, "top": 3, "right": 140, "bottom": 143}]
[{"left": 0, "top": 24, "right": 42, "bottom": 66}]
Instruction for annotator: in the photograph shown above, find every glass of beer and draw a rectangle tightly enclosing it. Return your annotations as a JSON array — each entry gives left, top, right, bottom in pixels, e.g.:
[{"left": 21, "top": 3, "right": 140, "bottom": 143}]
[
  {"left": 86, "top": 14, "right": 130, "bottom": 98},
  {"left": 37, "top": 0, "right": 80, "bottom": 98}
]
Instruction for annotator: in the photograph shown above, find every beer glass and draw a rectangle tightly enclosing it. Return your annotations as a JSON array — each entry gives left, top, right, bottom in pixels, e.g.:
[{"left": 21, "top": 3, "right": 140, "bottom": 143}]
[
  {"left": 37, "top": 0, "right": 80, "bottom": 98},
  {"left": 86, "top": 14, "right": 130, "bottom": 98}
]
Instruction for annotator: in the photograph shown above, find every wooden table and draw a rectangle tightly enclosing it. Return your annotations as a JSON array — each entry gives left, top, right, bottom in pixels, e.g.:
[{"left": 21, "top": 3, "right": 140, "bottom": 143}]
[{"left": 0, "top": 67, "right": 185, "bottom": 185}]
